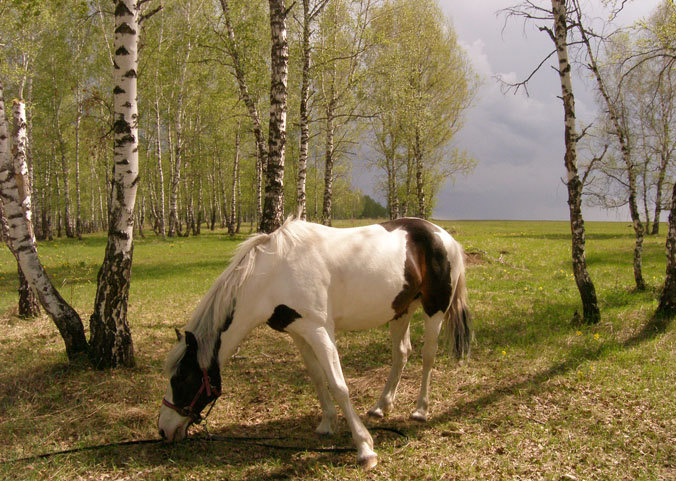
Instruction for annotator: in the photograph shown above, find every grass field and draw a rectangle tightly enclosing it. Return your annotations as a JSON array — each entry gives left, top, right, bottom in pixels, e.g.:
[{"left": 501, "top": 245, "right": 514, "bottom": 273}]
[{"left": 0, "top": 219, "right": 674, "bottom": 480}]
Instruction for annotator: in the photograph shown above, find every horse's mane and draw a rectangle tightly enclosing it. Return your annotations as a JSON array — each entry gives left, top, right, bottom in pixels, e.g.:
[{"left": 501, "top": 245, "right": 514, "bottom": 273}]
[{"left": 164, "top": 217, "right": 311, "bottom": 373}]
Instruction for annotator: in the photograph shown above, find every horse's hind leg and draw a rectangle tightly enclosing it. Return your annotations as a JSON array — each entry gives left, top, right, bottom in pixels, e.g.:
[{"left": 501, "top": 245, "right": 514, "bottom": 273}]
[
  {"left": 411, "top": 311, "right": 444, "bottom": 422},
  {"left": 292, "top": 323, "right": 378, "bottom": 469},
  {"left": 289, "top": 332, "right": 337, "bottom": 435},
  {"left": 368, "top": 311, "right": 413, "bottom": 418}
]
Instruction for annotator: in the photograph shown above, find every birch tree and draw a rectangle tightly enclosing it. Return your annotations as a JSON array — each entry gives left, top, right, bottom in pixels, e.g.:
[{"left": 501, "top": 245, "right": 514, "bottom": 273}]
[
  {"left": 260, "top": 0, "right": 290, "bottom": 233},
  {"left": 504, "top": 0, "right": 600, "bottom": 323},
  {"left": 571, "top": 0, "right": 646, "bottom": 291},
  {"left": 295, "top": 0, "right": 330, "bottom": 220},
  {"left": 218, "top": 0, "right": 269, "bottom": 225},
  {"left": 88, "top": 0, "right": 141, "bottom": 368},
  {"left": 0, "top": 78, "right": 89, "bottom": 359},
  {"left": 314, "top": 0, "right": 373, "bottom": 226}
]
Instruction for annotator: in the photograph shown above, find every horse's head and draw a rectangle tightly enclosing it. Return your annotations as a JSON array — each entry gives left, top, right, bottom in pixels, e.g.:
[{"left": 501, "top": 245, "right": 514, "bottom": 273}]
[{"left": 158, "top": 330, "right": 222, "bottom": 442}]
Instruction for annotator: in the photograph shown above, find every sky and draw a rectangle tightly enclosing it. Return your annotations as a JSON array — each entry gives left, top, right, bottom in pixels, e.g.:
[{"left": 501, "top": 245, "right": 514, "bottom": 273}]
[{"left": 351, "top": 0, "right": 663, "bottom": 221}]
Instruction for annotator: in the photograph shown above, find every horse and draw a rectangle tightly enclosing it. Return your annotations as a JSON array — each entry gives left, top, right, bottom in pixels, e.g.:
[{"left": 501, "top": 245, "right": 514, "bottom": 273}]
[{"left": 158, "top": 217, "right": 471, "bottom": 470}]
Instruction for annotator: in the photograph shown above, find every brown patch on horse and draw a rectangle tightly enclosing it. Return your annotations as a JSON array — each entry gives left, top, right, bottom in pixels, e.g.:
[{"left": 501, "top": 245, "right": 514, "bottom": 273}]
[
  {"left": 381, "top": 218, "right": 452, "bottom": 318},
  {"left": 267, "top": 304, "right": 302, "bottom": 332}
]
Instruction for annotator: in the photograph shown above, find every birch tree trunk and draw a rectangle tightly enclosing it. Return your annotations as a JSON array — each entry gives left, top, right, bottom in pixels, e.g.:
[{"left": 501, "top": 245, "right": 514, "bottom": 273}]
[
  {"left": 219, "top": 0, "right": 269, "bottom": 206},
  {"left": 657, "top": 181, "right": 676, "bottom": 316},
  {"left": 75, "top": 88, "right": 83, "bottom": 240},
  {"left": 297, "top": 0, "right": 312, "bottom": 221},
  {"left": 322, "top": 98, "right": 335, "bottom": 226},
  {"left": 41, "top": 145, "right": 53, "bottom": 240},
  {"left": 236, "top": 164, "right": 241, "bottom": 233},
  {"left": 256, "top": 149, "right": 263, "bottom": 224},
  {"left": 260, "top": 0, "right": 289, "bottom": 233},
  {"left": 12, "top": 100, "right": 40, "bottom": 318},
  {"left": 414, "top": 128, "right": 426, "bottom": 219},
  {"left": 552, "top": 0, "right": 600, "bottom": 323},
  {"left": 229, "top": 125, "right": 240, "bottom": 235},
  {"left": 652, "top": 156, "right": 667, "bottom": 235},
  {"left": 388, "top": 146, "right": 399, "bottom": 219},
  {"left": 88, "top": 0, "right": 140, "bottom": 368},
  {"left": 167, "top": 50, "right": 190, "bottom": 237},
  {"left": 0, "top": 80, "right": 88, "bottom": 359},
  {"left": 154, "top": 97, "right": 166, "bottom": 238}
]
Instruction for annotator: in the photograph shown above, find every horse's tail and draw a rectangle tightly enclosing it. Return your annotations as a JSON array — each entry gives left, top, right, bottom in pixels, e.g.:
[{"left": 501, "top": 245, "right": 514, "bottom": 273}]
[{"left": 443, "top": 240, "right": 472, "bottom": 360}]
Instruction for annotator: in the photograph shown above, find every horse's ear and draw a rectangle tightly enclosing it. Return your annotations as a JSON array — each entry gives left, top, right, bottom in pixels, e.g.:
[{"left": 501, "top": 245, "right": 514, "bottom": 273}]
[
  {"left": 185, "top": 331, "right": 198, "bottom": 354},
  {"left": 174, "top": 328, "right": 183, "bottom": 342}
]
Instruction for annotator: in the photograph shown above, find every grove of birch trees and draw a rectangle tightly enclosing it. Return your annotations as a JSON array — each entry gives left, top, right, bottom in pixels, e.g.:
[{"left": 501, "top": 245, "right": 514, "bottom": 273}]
[
  {"left": 0, "top": 0, "right": 477, "bottom": 365},
  {"left": 0, "top": 0, "right": 477, "bottom": 242}
]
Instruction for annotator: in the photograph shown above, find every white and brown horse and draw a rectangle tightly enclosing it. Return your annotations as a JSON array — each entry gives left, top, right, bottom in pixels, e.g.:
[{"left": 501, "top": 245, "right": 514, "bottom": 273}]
[{"left": 158, "top": 218, "right": 471, "bottom": 469}]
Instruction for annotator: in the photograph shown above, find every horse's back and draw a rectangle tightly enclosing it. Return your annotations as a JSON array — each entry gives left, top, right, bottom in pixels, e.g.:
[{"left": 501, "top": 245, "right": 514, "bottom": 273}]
[{"left": 241, "top": 219, "right": 461, "bottom": 331}]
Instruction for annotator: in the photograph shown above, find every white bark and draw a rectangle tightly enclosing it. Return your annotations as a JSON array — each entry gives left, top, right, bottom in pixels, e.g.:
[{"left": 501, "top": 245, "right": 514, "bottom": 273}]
[
  {"left": 155, "top": 97, "right": 166, "bottom": 238},
  {"left": 89, "top": 0, "right": 140, "bottom": 368},
  {"left": 11, "top": 100, "right": 40, "bottom": 316},
  {"left": 0, "top": 81, "right": 87, "bottom": 358},
  {"left": 261, "top": 0, "right": 289, "bottom": 233}
]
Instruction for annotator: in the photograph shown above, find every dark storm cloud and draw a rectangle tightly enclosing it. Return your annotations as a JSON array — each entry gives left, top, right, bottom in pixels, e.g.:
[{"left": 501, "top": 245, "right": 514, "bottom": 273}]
[{"left": 351, "top": 1, "right": 660, "bottom": 221}]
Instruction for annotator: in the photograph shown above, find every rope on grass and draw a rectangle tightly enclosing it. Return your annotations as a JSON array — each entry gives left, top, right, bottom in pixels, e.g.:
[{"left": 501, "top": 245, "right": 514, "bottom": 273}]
[{"left": 0, "top": 427, "right": 409, "bottom": 464}]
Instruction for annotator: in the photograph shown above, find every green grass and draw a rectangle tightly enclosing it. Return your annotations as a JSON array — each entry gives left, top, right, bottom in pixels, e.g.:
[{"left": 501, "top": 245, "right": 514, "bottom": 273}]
[{"left": 0, "top": 220, "right": 674, "bottom": 480}]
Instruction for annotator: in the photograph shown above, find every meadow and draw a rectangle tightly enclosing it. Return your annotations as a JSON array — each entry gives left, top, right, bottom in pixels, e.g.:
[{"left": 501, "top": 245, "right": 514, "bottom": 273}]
[{"left": 0, "top": 219, "right": 674, "bottom": 480}]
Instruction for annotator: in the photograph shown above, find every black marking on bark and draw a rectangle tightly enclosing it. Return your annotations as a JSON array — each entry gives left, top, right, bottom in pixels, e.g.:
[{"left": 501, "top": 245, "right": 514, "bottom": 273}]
[
  {"left": 113, "top": 60, "right": 120, "bottom": 70},
  {"left": 124, "top": 69, "right": 137, "bottom": 78},
  {"left": 111, "top": 230, "right": 130, "bottom": 240},
  {"left": 123, "top": 101, "right": 132, "bottom": 108},
  {"left": 113, "top": 119, "right": 131, "bottom": 134},
  {"left": 113, "top": 86, "right": 125, "bottom": 95},
  {"left": 267, "top": 304, "right": 301, "bottom": 332},
  {"left": 115, "top": 23, "right": 136, "bottom": 35},
  {"left": 115, "top": 135, "right": 135, "bottom": 147},
  {"left": 115, "top": 46, "right": 130, "bottom": 56},
  {"left": 115, "top": 1, "right": 134, "bottom": 17},
  {"left": 381, "top": 218, "right": 452, "bottom": 318}
]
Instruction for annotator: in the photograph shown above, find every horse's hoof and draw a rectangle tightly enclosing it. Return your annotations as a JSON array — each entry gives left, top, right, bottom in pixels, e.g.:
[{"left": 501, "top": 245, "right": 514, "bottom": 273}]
[
  {"left": 315, "top": 425, "right": 334, "bottom": 436},
  {"left": 367, "top": 407, "right": 385, "bottom": 419},
  {"left": 315, "top": 418, "right": 335, "bottom": 435},
  {"left": 358, "top": 452, "right": 378, "bottom": 470},
  {"left": 410, "top": 410, "right": 428, "bottom": 422}
]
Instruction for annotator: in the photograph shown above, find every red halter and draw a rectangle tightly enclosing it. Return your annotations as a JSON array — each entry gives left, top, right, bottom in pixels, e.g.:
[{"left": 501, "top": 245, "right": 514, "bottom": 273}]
[{"left": 162, "top": 368, "right": 221, "bottom": 423}]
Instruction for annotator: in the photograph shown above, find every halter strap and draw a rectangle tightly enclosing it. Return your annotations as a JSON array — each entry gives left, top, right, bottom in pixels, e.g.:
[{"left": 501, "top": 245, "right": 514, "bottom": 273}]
[{"left": 162, "top": 368, "right": 221, "bottom": 423}]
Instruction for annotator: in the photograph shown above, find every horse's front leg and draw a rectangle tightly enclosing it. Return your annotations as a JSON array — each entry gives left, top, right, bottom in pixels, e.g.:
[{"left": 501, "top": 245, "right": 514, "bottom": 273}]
[
  {"left": 289, "top": 332, "right": 337, "bottom": 435},
  {"left": 368, "top": 312, "right": 413, "bottom": 418},
  {"left": 291, "top": 322, "right": 378, "bottom": 470}
]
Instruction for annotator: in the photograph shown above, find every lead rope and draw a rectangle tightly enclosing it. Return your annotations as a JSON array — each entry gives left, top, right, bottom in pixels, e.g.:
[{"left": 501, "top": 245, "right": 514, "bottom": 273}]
[{"left": 1, "top": 425, "right": 408, "bottom": 464}]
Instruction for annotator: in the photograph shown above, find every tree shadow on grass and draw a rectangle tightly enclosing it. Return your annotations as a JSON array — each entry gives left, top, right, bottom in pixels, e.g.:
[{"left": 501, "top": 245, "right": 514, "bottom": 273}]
[{"left": 404, "top": 313, "right": 672, "bottom": 437}]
